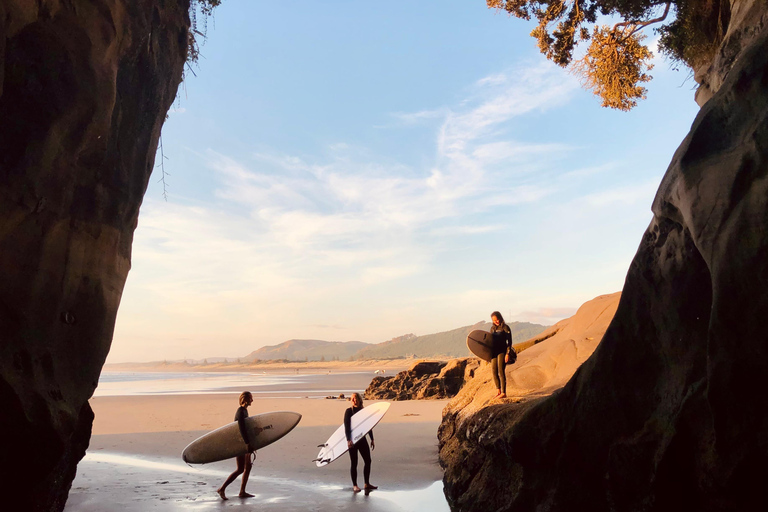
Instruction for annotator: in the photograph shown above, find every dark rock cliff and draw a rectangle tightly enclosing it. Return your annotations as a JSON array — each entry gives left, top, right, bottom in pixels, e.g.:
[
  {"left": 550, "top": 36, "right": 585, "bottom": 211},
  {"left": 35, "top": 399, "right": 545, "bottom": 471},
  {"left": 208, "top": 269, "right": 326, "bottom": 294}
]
[
  {"left": 439, "top": 4, "right": 768, "bottom": 510},
  {"left": 0, "top": 1, "right": 189, "bottom": 510},
  {"left": 365, "top": 359, "right": 480, "bottom": 400}
]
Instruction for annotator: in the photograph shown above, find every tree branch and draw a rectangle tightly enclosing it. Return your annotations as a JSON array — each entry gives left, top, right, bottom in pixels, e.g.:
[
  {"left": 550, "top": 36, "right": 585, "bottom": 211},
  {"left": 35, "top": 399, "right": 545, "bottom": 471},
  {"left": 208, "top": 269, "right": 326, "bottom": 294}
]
[{"left": 614, "top": 2, "right": 671, "bottom": 38}]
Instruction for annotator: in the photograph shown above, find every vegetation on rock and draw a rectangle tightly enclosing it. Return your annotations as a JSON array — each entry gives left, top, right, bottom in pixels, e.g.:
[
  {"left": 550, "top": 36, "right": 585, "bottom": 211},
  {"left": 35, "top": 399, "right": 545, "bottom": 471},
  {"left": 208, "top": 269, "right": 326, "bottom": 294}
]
[
  {"left": 488, "top": 0, "right": 731, "bottom": 109},
  {"left": 188, "top": 0, "right": 223, "bottom": 64}
]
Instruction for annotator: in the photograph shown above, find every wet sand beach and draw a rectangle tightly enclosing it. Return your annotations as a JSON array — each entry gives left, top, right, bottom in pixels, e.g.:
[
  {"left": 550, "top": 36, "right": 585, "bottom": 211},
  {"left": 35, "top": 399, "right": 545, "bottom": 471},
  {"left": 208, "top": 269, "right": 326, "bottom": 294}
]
[{"left": 65, "top": 368, "right": 450, "bottom": 511}]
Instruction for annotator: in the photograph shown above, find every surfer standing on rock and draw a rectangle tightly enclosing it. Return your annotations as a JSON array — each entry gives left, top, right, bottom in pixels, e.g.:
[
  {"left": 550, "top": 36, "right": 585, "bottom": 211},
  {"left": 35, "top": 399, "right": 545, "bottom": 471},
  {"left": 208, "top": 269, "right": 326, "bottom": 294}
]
[
  {"left": 490, "top": 311, "right": 513, "bottom": 399},
  {"left": 345, "top": 392, "right": 377, "bottom": 493},
  {"left": 217, "top": 391, "right": 256, "bottom": 500}
]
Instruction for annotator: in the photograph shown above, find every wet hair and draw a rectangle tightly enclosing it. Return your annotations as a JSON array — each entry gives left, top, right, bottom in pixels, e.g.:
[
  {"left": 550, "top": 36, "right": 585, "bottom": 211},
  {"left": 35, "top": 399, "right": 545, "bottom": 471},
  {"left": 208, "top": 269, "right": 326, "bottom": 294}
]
[
  {"left": 491, "top": 311, "right": 505, "bottom": 324},
  {"left": 239, "top": 391, "right": 253, "bottom": 406},
  {"left": 351, "top": 392, "right": 363, "bottom": 405}
]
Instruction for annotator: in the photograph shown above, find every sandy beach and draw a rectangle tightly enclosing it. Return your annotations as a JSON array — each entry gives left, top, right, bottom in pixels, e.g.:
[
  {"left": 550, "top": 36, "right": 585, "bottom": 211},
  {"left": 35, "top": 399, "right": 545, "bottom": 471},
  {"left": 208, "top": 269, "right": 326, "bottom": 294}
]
[{"left": 65, "top": 368, "right": 449, "bottom": 511}]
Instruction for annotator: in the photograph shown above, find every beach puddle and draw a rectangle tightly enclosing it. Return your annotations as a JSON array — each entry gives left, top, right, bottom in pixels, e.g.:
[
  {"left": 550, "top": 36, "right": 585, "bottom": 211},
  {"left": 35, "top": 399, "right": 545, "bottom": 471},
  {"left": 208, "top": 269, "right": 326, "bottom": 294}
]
[{"left": 375, "top": 481, "right": 450, "bottom": 512}]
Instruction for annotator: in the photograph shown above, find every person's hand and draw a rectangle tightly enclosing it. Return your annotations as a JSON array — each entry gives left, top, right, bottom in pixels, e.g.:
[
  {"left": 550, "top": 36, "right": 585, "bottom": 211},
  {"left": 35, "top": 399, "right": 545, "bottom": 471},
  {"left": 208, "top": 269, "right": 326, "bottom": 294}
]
[
  {"left": 347, "top": 440, "right": 354, "bottom": 449},
  {"left": 370, "top": 440, "right": 375, "bottom": 451},
  {"left": 505, "top": 354, "right": 509, "bottom": 363}
]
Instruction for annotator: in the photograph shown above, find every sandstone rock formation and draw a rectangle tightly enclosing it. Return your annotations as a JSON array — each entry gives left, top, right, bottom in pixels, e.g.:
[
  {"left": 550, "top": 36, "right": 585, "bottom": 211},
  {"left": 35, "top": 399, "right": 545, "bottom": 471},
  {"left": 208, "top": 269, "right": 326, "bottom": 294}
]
[
  {"left": 439, "top": 293, "right": 619, "bottom": 421},
  {"left": 0, "top": 2, "right": 189, "bottom": 510},
  {"left": 439, "top": 5, "right": 768, "bottom": 510},
  {"left": 365, "top": 358, "right": 480, "bottom": 400}
]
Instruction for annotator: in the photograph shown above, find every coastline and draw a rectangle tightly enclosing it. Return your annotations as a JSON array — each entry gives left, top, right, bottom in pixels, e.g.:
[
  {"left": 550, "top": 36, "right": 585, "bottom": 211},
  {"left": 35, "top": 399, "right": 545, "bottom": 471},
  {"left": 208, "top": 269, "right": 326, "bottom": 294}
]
[{"left": 103, "top": 360, "right": 420, "bottom": 373}]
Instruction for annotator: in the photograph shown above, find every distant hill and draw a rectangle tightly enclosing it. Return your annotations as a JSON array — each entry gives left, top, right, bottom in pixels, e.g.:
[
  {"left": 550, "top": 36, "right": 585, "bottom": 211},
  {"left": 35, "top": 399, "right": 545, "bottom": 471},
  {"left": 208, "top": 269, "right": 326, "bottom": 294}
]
[
  {"left": 352, "top": 321, "right": 548, "bottom": 360},
  {"left": 242, "top": 339, "right": 370, "bottom": 362}
]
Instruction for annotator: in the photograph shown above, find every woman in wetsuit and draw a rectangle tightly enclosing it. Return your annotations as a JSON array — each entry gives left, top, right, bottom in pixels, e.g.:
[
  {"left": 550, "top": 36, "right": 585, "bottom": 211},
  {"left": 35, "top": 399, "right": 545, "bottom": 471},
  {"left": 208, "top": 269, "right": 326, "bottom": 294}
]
[
  {"left": 345, "top": 392, "right": 377, "bottom": 493},
  {"left": 490, "top": 311, "right": 513, "bottom": 398},
  {"left": 217, "top": 391, "right": 256, "bottom": 500}
]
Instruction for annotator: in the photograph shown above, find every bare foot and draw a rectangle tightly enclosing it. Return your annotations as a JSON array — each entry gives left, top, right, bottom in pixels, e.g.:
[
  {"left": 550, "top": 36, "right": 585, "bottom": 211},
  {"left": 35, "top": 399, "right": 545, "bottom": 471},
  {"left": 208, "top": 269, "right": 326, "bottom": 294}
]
[
  {"left": 495, "top": 389, "right": 501, "bottom": 396},
  {"left": 364, "top": 484, "right": 378, "bottom": 490},
  {"left": 217, "top": 489, "right": 228, "bottom": 501},
  {"left": 500, "top": 393, "right": 507, "bottom": 398},
  {"left": 239, "top": 492, "right": 255, "bottom": 498},
  {"left": 353, "top": 485, "right": 362, "bottom": 493}
]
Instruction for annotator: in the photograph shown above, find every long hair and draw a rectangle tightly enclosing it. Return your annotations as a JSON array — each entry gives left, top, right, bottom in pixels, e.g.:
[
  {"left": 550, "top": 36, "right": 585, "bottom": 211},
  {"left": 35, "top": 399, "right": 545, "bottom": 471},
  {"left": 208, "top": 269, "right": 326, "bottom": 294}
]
[
  {"left": 351, "top": 392, "right": 363, "bottom": 406},
  {"left": 239, "top": 391, "right": 253, "bottom": 406},
  {"left": 491, "top": 311, "right": 505, "bottom": 324}
]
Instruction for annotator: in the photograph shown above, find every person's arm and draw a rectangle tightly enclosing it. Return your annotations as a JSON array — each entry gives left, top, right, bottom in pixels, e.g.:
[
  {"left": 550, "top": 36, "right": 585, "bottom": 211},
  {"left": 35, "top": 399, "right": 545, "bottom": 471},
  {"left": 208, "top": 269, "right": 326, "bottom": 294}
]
[
  {"left": 344, "top": 408, "right": 353, "bottom": 448},
  {"left": 236, "top": 407, "right": 251, "bottom": 449},
  {"left": 368, "top": 429, "right": 375, "bottom": 450}
]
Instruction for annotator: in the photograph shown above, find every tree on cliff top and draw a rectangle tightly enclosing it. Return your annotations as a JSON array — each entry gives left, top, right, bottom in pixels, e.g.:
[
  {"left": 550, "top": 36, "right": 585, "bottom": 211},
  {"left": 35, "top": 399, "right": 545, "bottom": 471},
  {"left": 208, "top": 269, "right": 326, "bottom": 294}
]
[{"left": 488, "top": 0, "right": 730, "bottom": 110}]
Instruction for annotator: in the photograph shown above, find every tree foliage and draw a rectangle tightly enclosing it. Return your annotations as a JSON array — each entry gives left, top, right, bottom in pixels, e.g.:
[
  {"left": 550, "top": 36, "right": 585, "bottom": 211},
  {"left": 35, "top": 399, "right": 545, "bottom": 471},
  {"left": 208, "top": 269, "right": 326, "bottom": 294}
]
[
  {"left": 572, "top": 27, "right": 654, "bottom": 110},
  {"left": 488, "top": 0, "right": 730, "bottom": 109}
]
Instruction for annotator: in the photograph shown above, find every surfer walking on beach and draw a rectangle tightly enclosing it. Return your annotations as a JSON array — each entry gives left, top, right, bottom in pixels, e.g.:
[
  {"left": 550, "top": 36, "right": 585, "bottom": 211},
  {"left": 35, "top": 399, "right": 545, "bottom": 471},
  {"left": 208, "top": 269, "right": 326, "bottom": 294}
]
[
  {"left": 345, "top": 392, "right": 377, "bottom": 493},
  {"left": 490, "top": 311, "right": 513, "bottom": 398},
  {"left": 217, "top": 391, "right": 256, "bottom": 500}
]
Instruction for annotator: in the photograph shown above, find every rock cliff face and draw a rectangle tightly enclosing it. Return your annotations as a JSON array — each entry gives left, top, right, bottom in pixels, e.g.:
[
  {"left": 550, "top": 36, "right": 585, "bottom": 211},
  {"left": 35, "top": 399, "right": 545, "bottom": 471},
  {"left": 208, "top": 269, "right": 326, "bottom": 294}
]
[
  {"left": 0, "top": 1, "right": 189, "bottom": 510},
  {"left": 439, "top": 293, "right": 619, "bottom": 422},
  {"left": 365, "top": 359, "right": 480, "bottom": 400},
  {"left": 439, "top": 5, "right": 768, "bottom": 511},
  {"left": 694, "top": 0, "right": 767, "bottom": 106}
]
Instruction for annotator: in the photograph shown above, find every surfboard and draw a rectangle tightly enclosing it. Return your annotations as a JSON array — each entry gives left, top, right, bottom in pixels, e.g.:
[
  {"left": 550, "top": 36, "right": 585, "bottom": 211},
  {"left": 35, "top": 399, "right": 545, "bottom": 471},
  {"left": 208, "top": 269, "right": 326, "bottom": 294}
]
[
  {"left": 315, "top": 401, "right": 390, "bottom": 467},
  {"left": 182, "top": 411, "right": 301, "bottom": 464},
  {"left": 466, "top": 329, "right": 495, "bottom": 362}
]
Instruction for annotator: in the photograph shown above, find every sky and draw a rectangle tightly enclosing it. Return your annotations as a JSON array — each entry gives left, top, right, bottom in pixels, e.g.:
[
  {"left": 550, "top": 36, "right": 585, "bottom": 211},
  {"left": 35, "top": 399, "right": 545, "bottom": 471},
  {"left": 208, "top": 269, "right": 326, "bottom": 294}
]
[{"left": 107, "top": 1, "right": 701, "bottom": 363}]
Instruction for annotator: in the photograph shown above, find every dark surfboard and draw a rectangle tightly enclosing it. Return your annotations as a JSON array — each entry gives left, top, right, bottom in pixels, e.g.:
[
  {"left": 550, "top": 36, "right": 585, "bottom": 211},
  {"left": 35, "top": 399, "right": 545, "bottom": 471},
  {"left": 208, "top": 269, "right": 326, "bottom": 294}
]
[{"left": 466, "top": 329, "right": 495, "bottom": 362}]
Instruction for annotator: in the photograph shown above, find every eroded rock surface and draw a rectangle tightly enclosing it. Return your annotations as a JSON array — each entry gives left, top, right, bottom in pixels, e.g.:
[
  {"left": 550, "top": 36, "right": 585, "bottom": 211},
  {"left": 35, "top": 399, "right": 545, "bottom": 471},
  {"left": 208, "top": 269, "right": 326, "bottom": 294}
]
[
  {"left": 365, "top": 358, "right": 480, "bottom": 400},
  {"left": 0, "top": 1, "right": 189, "bottom": 510},
  {"left": 439, "top": 14, "right": 768, "bottom": 512}
]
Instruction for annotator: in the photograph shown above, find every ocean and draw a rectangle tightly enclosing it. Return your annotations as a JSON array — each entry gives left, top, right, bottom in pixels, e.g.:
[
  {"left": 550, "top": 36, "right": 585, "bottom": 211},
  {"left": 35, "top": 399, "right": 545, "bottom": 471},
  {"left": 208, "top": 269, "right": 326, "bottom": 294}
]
[{"left": 94, "top": 369, "right": 380, "bottom": 398}]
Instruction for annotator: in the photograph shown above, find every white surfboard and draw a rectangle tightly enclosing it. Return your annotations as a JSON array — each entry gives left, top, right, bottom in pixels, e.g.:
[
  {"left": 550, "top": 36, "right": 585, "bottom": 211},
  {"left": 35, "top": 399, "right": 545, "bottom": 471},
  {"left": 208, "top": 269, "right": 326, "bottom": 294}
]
[
  {"left": 182, "top": 411, "right": 301, "bottom": 464},
  {"left": 315, "top": 402, "right": 390, "bottom": 467}
]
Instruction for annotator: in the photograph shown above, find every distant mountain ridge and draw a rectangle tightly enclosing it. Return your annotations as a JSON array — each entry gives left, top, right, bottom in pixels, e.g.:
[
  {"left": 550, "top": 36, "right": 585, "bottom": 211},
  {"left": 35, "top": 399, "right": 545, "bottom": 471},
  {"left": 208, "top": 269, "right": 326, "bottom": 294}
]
[
  {"left": 353, "top": 321, "right": 547, "bottom": 360},
  {"left": 243, "top": 339, "right": 369, "bottom": 362},
  {"left": 241, "top": 321, "right": 549, "bottom": 362}
]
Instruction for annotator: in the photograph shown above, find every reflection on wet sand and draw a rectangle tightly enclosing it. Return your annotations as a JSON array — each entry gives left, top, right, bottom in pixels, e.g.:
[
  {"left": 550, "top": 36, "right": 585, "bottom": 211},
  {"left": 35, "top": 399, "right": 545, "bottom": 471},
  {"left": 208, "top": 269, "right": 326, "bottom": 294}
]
[{"left": 67, "top": 452, "right": 448, "bottom": 512}]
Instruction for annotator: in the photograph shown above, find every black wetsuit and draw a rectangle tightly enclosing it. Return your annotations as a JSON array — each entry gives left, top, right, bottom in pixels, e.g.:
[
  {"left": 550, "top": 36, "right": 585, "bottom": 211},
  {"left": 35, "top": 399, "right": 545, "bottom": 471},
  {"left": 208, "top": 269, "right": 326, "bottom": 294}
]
[
  {"left": 235, "top": 406, "right": 250, "bottom": 446},
  {"left": 490, "top": 323, "right": 512, "bottom": 393},
  {"left": 344, "top": 405, "right": 374, "bottom": 487}
]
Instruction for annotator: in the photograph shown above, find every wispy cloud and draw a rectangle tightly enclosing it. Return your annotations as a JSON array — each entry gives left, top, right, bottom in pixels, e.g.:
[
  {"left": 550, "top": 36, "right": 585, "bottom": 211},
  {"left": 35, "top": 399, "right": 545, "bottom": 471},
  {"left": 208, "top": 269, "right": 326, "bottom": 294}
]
[
  {"left": 113, "top": 62, "right": 588, "bottom": 361},
  {"left": 517, "top": 307, "right": 577, "bottom": 325},
  {"left": 581, "top": 180, "right": 659, "bottom": 207},
  {"left": 390, "top": 108, "right": 446, "bottom": 124},
  {"left": 429, "top": 224, "right": 503, "bottom": 237},
  {"left": 194, "top": 65, "right": 579, "bottom": 266}
]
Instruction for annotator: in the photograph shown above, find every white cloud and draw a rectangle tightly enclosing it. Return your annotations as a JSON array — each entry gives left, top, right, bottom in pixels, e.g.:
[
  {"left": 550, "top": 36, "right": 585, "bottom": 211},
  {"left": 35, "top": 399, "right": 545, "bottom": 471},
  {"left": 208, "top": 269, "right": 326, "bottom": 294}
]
[
  {"left": 429, "top": 224, "right": 503, "bottom": 237},
  {"left": 516, "top": 307, "right": 577, "bottom": 326},
  {"left": 581, "top": 180, "right": 659, "bottom": 207},
  {"left": 112, "top": 62, "right": 590, "bottom": 362},
  {"left": 390, "top": 108, "right": 446, "bottom": 124}
]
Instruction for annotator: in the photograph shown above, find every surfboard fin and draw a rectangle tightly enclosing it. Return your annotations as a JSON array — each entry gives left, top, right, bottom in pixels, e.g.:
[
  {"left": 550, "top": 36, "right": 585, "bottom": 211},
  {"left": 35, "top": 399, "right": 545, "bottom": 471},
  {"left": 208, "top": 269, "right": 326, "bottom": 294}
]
[{"left": 317, "top": 443, "right": 327, "bottom": 447}]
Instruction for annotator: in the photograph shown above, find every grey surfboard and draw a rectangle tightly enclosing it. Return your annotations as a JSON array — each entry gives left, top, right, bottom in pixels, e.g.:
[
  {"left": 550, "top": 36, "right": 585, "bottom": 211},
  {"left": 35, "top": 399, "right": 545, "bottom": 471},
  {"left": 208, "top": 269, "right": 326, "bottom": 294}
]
[
  {"left": 466, "top": 329, "right": 495, "bottom": 362},
  {"left": 182, "top": 411, "right": 301, "bottom": 464}
]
